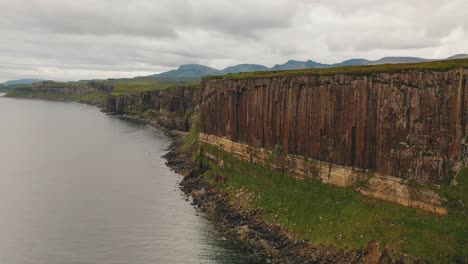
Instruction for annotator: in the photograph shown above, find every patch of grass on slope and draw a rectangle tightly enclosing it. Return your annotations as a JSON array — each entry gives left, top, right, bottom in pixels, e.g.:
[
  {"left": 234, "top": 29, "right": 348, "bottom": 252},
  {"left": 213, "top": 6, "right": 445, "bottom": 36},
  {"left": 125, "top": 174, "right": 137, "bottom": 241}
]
[
  {"left": 109, "top": 77, "right": 200, "bottom": 95},
  {"left": 183, "top": 113, "right": 200, "bottom": 149},
  {"left": 78, "top": 92, "right": 108, "bottom": 105},
  {"left": 200, "top": 145, "right": 467, "bottom": 263},
  {"left": 5, "top": 89, "right": 33, "bottom": 98},
  {"left": 5, "top": 90, "right": 108, "bottom": 106}
]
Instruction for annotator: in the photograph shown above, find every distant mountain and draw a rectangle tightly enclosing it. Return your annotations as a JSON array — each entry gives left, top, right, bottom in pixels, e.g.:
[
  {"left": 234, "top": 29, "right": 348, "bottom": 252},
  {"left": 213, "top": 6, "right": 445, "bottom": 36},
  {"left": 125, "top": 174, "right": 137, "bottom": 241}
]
[
  {"left": 369, "top": 57, "right": 429, "bottom": 65},
  {"left": 221, "top": 64, "right": 269, "bottom": 74},
  {"left": 150, "top": 64, "right": 219, "bottom": 79},
  {"left": 333, "top": 59, "right": 371, "bottom": 67},
  {"left": 150, "top": 63, "right": 271, "bottom": 79},
  {"left": 271, "top": 57, "right": 430, "bottom": 70},
  {"left": 3, "top": 79, "right": 43, "bottom": 86},
  {"left": 146, "top": 54, "right": 467, "bottom": 79},
  {"left": 271, "top": 60, "right": 328, "bottom": 71},
  {"left": 445, "top": 54, "right": 468, "bottom": 60}
]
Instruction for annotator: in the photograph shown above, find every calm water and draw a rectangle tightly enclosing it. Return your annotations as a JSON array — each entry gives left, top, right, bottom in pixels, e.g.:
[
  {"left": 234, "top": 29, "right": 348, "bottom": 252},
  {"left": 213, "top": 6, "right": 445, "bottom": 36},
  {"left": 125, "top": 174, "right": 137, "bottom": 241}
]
[{"left": 0, "top": 95, "right": 260, "bottom": 264}]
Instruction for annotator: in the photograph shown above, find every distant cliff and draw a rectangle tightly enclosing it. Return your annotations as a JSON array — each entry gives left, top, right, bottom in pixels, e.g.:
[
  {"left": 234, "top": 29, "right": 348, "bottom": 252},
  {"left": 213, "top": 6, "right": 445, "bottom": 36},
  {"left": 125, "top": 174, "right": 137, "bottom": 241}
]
[
  {"left": 106, "top": 86, "right": 200, "bottom": 131},
  {"left": 5, "top": 80, "right": 113, "bottom": 106},
  {"left": 6, "top": 79, "right": 200, "bottom": 132},
  {"left": 18, "top": 80, "right": 113, "bottom": 95}
]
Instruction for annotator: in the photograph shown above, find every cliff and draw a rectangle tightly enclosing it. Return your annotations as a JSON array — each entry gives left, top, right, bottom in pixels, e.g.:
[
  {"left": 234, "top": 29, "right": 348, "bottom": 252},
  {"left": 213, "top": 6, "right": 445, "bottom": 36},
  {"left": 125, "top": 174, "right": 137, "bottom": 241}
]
[
  {"left": 6, "top": 80, "right": 200, "bottom": 132},
  {"left": 6, "top": 80, "right": 113, "bottom": 106},
  {"left": 15, "top": 80, "right": 113, "bottom": 95},
  {"left": 199, "top": 63, "right": 468, "bottom": 212},
  {"left": 106, "top": 86, "right": 200, "bottom": 131}
]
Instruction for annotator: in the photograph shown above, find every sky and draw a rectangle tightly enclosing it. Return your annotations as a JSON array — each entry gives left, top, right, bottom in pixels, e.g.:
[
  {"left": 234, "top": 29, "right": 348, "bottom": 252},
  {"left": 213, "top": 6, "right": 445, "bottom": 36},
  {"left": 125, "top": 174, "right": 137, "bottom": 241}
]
[{"left": 0, "top": 0, "right": 467, "bottom": 82}]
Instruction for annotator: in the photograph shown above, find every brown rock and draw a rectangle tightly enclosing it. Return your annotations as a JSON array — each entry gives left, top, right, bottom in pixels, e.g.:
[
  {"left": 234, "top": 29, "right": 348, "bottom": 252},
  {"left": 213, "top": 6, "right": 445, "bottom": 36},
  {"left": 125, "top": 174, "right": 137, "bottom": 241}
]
[
  {"left": 200, "top": 69, "right": 468, "bottom": 184},
  {"left": 364, "top": 240, "right": 382, "bottom": 264}
]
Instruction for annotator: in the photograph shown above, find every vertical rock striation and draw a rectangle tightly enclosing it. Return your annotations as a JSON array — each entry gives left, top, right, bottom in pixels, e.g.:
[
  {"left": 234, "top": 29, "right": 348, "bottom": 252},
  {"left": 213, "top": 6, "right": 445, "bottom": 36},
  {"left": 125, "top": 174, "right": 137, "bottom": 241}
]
[
  {"left": 200, "top": 69, "right": 468, "bottom": 185},
  {"left": 106, "top": 86, "right": 200, "bottom": 131}
]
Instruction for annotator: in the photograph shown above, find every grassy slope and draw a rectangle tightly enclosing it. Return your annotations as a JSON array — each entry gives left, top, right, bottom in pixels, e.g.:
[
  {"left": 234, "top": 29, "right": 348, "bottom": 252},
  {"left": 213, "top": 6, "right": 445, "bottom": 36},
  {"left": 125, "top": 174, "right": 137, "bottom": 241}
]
[
  {"left": 205, "top": 58, "right": 468, "bottom": 80},
  {"left": 5, "top": 89, "right": 108, "bottom": 106},
  {"left": 199, "top": 144, "right": 467, "bottom": 262},
  {"left": 108, "top": 77, "right": 200, "bottom": 95},
  {"left": 5, "top": 77, "right": 200, "bottom": 104}
]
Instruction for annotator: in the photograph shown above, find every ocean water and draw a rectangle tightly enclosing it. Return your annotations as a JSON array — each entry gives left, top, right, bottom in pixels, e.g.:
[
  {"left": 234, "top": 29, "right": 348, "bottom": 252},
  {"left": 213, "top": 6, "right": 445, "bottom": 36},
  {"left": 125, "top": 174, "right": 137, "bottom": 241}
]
[{"left": 0, "top": 96, "right": 261, "bottom": 264}]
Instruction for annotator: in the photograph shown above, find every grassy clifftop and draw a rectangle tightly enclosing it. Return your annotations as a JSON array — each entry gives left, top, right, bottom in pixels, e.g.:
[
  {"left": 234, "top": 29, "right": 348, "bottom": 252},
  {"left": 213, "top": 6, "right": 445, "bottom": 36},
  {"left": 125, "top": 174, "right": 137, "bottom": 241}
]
[
  {"left": 5, "top": 77, "right": 201, "bottom": 106},
  {"left": 205, "top": 58, "right": 468, "bottom": 80},
  {"left": 5, "top": 89, "right": 109, "bottom": 106},
  {"left": 108, "top": 77, "right": 199, "bottom": 95}
]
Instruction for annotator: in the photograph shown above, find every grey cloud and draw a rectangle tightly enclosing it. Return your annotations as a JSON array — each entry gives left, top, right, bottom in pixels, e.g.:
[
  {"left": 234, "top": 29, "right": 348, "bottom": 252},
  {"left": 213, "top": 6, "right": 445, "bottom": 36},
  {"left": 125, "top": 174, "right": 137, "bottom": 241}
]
[
  {"left": 3, "top": 0, "right": 294, "bottom": 38},
  {"left": 0, "top": 0, "right": 466, "bottom": 82}
]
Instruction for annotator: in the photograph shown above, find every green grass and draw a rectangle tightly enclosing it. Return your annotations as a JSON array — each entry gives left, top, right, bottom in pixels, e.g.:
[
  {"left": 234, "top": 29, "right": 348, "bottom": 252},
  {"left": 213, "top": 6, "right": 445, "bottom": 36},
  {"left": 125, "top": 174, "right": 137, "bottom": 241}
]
[
  {"left": 5, "top": 90, "right": 108, "bottom": 106},
  {"left": 108, "top": 77, "right": 200, "bottom": 95},
  {"left": 200, "top": 145, "right": 467, "bottom": 262},
  {"left": 439, "top": 167, "right": 468, "bottom": 212},
  {"left": 183, "top": 113, "right": 200, "bottom": 149},
  {"left": 5, "top": 89, "right": 33, "bottom": 98},
  {"left": 5, "top": 76, "right": 201, "bottom": 103},
  {"left": 77, "top": 92, "right": 108, "bottom": 105},
  {"left": 6, "top": 77, "right": 200, "bottom": 98},
  {"left": 205, "top": 58, "right": 468, "bottom": 80}
]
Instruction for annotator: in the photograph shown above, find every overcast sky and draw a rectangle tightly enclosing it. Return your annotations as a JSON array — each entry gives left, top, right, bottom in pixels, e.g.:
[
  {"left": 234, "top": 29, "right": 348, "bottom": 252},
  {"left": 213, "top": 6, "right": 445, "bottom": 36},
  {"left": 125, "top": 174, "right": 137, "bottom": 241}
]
[{"left": 0, "top": 0, "right": 467, "bottom": 82}]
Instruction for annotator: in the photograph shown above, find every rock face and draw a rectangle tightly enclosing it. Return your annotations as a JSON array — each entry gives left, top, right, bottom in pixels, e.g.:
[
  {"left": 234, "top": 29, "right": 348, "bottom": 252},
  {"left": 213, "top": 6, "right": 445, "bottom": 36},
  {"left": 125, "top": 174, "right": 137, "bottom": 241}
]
[
  {"left": 200, "top": 69, "right": 468, "bottom": 186},
  {"left": 106, "top": 86, "right": 200, "bottom": 131}
]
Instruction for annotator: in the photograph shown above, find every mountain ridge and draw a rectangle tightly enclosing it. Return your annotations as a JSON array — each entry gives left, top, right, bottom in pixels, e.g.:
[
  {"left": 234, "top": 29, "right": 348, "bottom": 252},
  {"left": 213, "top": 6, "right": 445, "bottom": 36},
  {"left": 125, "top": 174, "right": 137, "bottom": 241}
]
[{"left": 149, "top": 54, "right": 468, "bottom": 79}]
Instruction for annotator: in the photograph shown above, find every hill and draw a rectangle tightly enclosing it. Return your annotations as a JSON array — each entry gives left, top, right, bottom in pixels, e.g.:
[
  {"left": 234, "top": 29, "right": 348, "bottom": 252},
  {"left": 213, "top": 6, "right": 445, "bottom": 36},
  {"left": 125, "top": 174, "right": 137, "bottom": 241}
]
[
  {"left": 148, "top": 54, "right": 467, "bottom": 79},
  {"left": 3, "top": 79, "right": 43, "bottom": 86}
]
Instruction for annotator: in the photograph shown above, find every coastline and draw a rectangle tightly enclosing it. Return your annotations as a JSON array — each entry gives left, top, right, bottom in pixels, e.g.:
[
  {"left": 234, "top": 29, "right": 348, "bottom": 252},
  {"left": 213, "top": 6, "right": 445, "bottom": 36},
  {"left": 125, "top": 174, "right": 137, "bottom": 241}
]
[
  {"left": 163, "top": 135, "right": 360, "bottom": 263},
  {"left": 105, "top": 111, "right": 372, "bottom": 263},
  {"left": 162, "top": 134, "right": 423, "bottom": 264},
  {"left": 3, "top": 94, "right": 441, "bottom": 263}
]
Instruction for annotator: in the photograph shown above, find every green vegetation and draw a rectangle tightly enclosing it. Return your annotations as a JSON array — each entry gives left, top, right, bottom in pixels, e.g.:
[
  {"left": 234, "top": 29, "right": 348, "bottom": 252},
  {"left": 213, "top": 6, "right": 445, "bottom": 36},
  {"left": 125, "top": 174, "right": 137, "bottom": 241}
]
[
  {"left": 5, "top": 89, "right": 108, "bottom": 106},
  {"left": 5, "top": 88, "right": 34, "bottom": 98},
  {"left": 199, "top": 144, "right": 467, "bottom": 262},
  {"left": 77, "top": 92, "right": 108, "bottom": 105},
  {"left": 183, "top": 113, "right": 200, "bottom": 150},
  {"left": 206, "top": 58, "right": 468, "bottom": 80},
  {"left": 439, "top": 168, "right": 468, "bottom": 212},
  {"left": 122, "top": 103, "right": 152, "bottom": 115},
  {"left": 108, "top": 77, "right": 200, "bottom": 95},
  {"left": 5, "top": 77, "right": 200, "bottom": 105}
]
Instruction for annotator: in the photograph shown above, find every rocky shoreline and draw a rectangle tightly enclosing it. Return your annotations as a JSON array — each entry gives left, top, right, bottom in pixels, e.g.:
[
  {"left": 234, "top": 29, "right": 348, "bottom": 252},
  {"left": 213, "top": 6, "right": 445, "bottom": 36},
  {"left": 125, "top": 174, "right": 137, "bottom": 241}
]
[
  {"left": 5, "top": 93, "right": 423, "bottom": 263},
  {"left": 162, "top": 135, "right": 414, "bottom": 264}
]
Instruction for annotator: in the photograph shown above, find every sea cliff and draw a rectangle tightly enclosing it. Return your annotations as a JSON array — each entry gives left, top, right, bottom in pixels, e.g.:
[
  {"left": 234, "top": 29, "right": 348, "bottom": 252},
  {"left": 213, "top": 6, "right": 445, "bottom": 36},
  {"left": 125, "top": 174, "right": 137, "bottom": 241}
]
[
  {"left": 199, "top": 66, "right": 468, "bottom": 214},
  {"left": 5, "top": 59, "right": 468, "bottom": 263},
  {"left": 106, "top": 86, "right": 199, "bottom": 131}
]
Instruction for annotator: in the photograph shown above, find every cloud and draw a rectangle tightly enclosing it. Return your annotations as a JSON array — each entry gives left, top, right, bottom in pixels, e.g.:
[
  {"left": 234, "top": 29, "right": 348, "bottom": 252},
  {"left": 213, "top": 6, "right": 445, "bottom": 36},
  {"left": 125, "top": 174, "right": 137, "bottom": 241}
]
[{"left": 0, "top": 0, "right": 466, "bottom": 82}]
